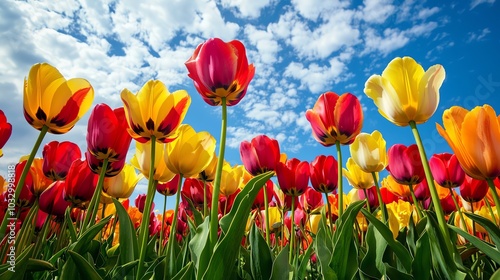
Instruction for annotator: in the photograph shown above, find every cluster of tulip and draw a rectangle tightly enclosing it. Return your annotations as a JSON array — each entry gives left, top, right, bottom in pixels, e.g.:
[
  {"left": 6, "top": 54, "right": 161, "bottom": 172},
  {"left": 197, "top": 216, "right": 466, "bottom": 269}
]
[{"left": 0, "top": 38, "right": 499, "bottom": 279}]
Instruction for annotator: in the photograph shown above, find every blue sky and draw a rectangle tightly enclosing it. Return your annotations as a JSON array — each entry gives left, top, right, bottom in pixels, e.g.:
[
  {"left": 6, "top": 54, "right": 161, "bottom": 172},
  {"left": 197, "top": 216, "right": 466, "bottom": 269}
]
[{"left": 0, "top": 0, "right": 499, "bottom": 212}]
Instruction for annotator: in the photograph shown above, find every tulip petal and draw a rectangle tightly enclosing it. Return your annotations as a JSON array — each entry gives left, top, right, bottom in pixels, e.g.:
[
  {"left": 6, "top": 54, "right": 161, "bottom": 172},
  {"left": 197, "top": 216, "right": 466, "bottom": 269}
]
[
  {"left": 365, "top": 75, "right": 409, "bottom": 126},
  {"left": 415, "top": 64, "right": 444, "bottom": 124}
]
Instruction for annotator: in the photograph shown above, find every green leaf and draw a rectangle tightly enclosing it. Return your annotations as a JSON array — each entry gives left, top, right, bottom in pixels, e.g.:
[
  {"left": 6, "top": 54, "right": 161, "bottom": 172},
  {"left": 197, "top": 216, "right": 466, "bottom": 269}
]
[
  {"left": 66, "top": 250, "right": 103, "bottom": 280},
  {"left": 203, "top": 171, "right": 274, "bottom": 279},
  {"left": 72, "top": 215, "right": 112, "bottom": 254},
  {"left": 449, "top": 225, "right": 500, "bottom": 265},
  {"left": 65, "top": 207, "right": 78, "bottom": 243},
  {"left": 297, "top": 240, "right": 315, "bottom": 280},
  {"left": 113, "top": 198, "right": 139, "bottom": 269},
  {"left": 384, "top": 263, "right": 413, "bottom": 280},
  {"left": 171, "top": 262, "right": 194, "bottom": 280},
  {"left": 249, "top": 223, "right": 272, "bottom": 280},
  {"left": 188, "top": 217, "right": 211, "bottom": 280},
  {"left": 360, "top": 223, "right": 387, "bottom": 279},
  {"left": 314, "top": 226, "right": 337, "bottom": 280},
  {"left": 26, "top": 258, "right": 56, "bottom": 272},
  {"left": 270, "top": 244, "right": 292, "bottom": 280},
  {"left": 361, "top": 208, "right": 412, "bottom": 273},
  {"left": 464, "top": 212, "right": 500, "bottom": 247},
  {"left": 110, "top": 260, "right": 138, "bottom": 279},
  {"left": 0, "top": 244, "right": 34, "bottom": 280},
  {"left": 331, "top": 200, "right": 365, "bottom": 280},
  {"left": 412, "top": 231, "right": 430, "bottom": 280}
]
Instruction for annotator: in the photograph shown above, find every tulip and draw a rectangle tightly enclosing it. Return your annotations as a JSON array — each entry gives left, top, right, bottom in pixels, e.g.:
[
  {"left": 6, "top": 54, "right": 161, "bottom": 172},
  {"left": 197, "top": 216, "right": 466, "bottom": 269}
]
[
  {"left": 220, "top": 164, "right": 244, "bottom": 197},
  {"left": 165, "top": 124, "right": 216, "bottom": 178},
  {"left": 305, "top": 92, "right": 363, "bottom": 146},
  {"left": 343, "top": 158, "right": 375, "bottom": 190},
  {"left": 135, "top": 194, "right": 154, "bottom": 214},
  {"left": 42, "top": 141, "right": 81, "bottom": 180},
  {"left": 0, "top": 110, "right": 12, "bottom": 157},
  {"left": 460, "top": 175, "right": 488, "bottom": 203},
  {"left": 350, "top": 130, "right": 387, "bottom": 173},
  {"left": 387, "top": 144, "right": 425, "bottom": 185},
  {"left": 260, "top": 206, "right": 282, "bottom": 233},
  {"left": 14, "top": 161, "right": 35, "bottom": 208},
  {"left": 199, "top": 155, "right": 218, "bottom": 182},
  {"left": 103, "top": 164, "right": 142, "bottom": 199},
  {"left": 380, "top": 187, "right": 400, "bottom": 204},
  {"left": 131, "top": 141, "right": 175, "bottom": 183},
  {"left": 382, "top": 175, "right": 411, "bottom": 200},
  {"left": 27, "top": 158, "right": 53, "bottom": 197},
  {"left": 240, "top": 134, "right": 281, "bottom": 176},
  {"left": 348, "top": 187, "right": 379, "bottom": 211},
  {"left": 156, "top": 174, "right": 181, "bottom": 196},
  {"left": 300, "top": 187, "right": 324, "bottom": 214},
  {"left": 23, "top": 63, "right": 94, "bottom": 134},
  {"left": 429, "top": 153, "right": 465, "bottom": 189},
  {"left": 309, "top": 155, "right": 338, "bottom": 193},
  {"left": 276, "top": 158, "right": 310, "bottom": 197},
  {"left": 185, "top": 38, "right": 255, "bottom": 106},
  {"left": 121, "top": 80, "right": 191, "bottom": 143},
  {"left": 86, "top": 104, "right": 132, "bottom": 176},
  {"left": 364, "top": 56, "right": 445, "bottom": 126},
  {"left": 385, "top": 200, "right": 414, "bottom": 238},
  {"left": 64, "top": 159, "right": 98, "bottom": 209},
  {"left": 39, "top": 181, "right": 71, "bottom": 219},
  {"left": 181, "top": 178, "right": 210, "bottom": 209},
  {"left": 253, "top": 180, "right": 275, "bottom": 210}
]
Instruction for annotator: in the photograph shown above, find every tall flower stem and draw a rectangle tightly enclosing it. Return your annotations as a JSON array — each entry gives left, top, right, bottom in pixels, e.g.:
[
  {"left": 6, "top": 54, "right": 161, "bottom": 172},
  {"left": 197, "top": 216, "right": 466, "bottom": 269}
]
[
  {"left": 0, "top": 125, "right": 49, "bottom": 238},
  {"left": 136, "top": 136, "right": 157, "bottom": 279},
  {"left": 209, "top": 97, "right": 227, "bottom": 247},
  {"left": 263, "top": 186, "right": 271, "bottom": 245},
  {"left": 159, "top": 195, "right": 168, "bottom": 255},
  {"left": 409, "top": 121, "right": 453, "bottom": 254},
  {"left": 449, "top": 189, "right": 467, "bottom": 231},
  {"left": 486, "top": 178, "right": 500, "bottom": 220},
  {"left": 203, "top": 180, "right": 208, "bottom": 217},
  {"left": 408, "top": 184, "right": 423, "bottom": 220},
  {"left": 372, "top": 172, "right": 387, "bottom": 223},
  {"left": 165, "top": 176, "right": 183, "bottom": 276},
  {"left": 324, "top": 193, "right": 334, "bottom": 232},
  {"left": 363, "top": 189, "right": 371, "bottom": 213},
  {"left": 335, "top": 140, "right": 343, "bottom": 219},
  {"left": 484, "top": 199, "right": 498, "bottom": 225},
  {"left": 289, "top": 197, "right": 296, "bottom": 266},
  {"left": 82, "top": 158, "right": 109, "bottom": 233}
]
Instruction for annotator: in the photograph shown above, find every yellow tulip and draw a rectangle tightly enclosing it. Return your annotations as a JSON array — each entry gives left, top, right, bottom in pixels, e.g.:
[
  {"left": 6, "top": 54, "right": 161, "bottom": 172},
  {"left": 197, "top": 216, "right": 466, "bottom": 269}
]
[
  {"left": 464, "top": 205, "right": 499, "bottom": 232},
  {"left": 165, "top": 124, "right": 216, "bottom": 178},
  {"left": 343, "top": 158, "right": 375, "bottom": 190},
  {"left": 350, "top": 130, "right": 387, "bottom": 173},
  {"left": 121, "top": 80, "right": 191, "bottom": 143},
  {"left": 364, "top": 56, "right": 445, "bottom": 126},
  {"left": 260, "top": 206, "right": 282, "bottom": 233},
  {"left": 131, "top": 141, "right": 175, "bottom": 182},
  {"left": 220, "top": 164, "right": 244, "bottom": 197},
  {"left": 384, "top": 200, "right": 414, "bottom": 238},
  {"left": 103, "top": 164, "right": 143, "bottom": 199},
  {"left": 307, "top": 214, "right": 322, "bottom": 235},
  {"left": 437, "top": 105, "right": 500, "bottom": 180},
  {"left": 199, "top": 155, "right": 218, "bottom": 182},
  {"left": 23, "top": 63, "right": 94, "bottom": 133}
]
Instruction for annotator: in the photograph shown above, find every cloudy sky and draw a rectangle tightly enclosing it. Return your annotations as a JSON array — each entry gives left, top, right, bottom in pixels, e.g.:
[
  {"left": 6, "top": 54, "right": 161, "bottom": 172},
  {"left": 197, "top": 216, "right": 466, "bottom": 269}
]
[{"left": 0, "top": 0, "right": 499, "bottom": 210}]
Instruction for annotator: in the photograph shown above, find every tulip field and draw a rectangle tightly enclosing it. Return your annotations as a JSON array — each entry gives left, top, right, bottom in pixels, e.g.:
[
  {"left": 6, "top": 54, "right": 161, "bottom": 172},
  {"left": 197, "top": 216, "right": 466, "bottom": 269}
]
[{"left": 1, "top": 37, "right": 500, "bottom": 280}]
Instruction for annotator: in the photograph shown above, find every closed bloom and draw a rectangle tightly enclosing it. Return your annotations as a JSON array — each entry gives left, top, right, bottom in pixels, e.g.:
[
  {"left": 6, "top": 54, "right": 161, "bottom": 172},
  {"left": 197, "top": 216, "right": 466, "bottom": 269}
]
[
  {"left": 305, "top": 92, "right": 363, "bottom": 146},
  {"left": 64, "top": 159, "right": 98, "bottom": 209},
  {"left": 350, "top": 130, "right": 387, "bottom": 173},
  {"left": 185, "top": 37, "right": 255, "bottom": 106},
  {"left": 429, "top": 153, "right": 465, "bottom": 188},
  {"left": 0, "top": 110, "right": 12, "bottom": 157},
  {"left": 156, "top": 174, "right": 181, "bottom": 196},
  {"left": 364, "top": 56, "right": 445, "bottom": 126},
  {"left": 86, "top": 104, "right": 132, "bottom": 176},
  {"left": 165, "top": 124, "right": 216, "bottom": 178},
  {"left": 382, "top": 175, "right": 411, "bottom": 200},
  {"left": 300, "top": 187, "right": 324, "bottom": 213},
  {"left": 276, "top": 158, "right": 310, "bottom": 197},
  {"left": 131, "top": 141, "right": 175, "bottom": 182},
  {"left": 220, "top": 164, "right": 244, "bottom": 197},
  {"left": 199, "top": 155, "right": 218, "bottom": 182},
  {"left": 460, "top": 174, "right": 488, "bottom": 203},
  {"left": 310, "top": 155, "right": 338, "bottom": 193},
  {"left": 121, "top": 80, "right": 191, "bottom": 143},
  {"left": 343, "top": 158, "right": 375, "bottom": 190},
  {"left": 23, "top": 63, "right": 94, "bottom": 134},
  {"left": 387, "top": 144, "right": 425, "bottom": 185},
  {"left": 385, "top": 200, "right": 414, "bottom": 238},
  {"left": 135, "top": 194, "right": 153, "bottom": 214},
  {"left": 42, "top": 141, "right": 81, "bottom": 180},
  {"left": 240, "top": 134, "right": 281, "bottom": 176},
  {"left": 437, "top": 105, "right": 500, "bottom": 180},
  {"left": 39, "top": 181, "right": 71, "bottom": 218},
  {"left": 28, "top": 158, "right": 53, "bottom": 196},
  {"left": 103, "top": 164, "right": 142, "bottom": 199}
]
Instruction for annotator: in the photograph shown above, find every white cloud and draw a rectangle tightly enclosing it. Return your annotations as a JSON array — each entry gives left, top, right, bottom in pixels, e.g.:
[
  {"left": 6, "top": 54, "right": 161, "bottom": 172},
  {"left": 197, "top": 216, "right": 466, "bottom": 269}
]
[
  {"left": 470, "top": 0, "right": 495, "bottom": 9},
  {"left": 416, "top": 7, "right": 440, "bottom": 20},
  {"left": 283, "top": 58, "right": 347, "bottom": 93},
  {"left": 245, "top": 25, "right": 280, "bottom": 63},
  {"left": 466, "top": 28, "right": 491, "bottom": 42},
  {"left": 291, "top": 0, "right": 349, "bottom": 21},
  {"left": 360, "top": 0, "right": 395, "bottom": 24},
  {"left": 220, "top": 0, "right": 274, "bottom": 18}
]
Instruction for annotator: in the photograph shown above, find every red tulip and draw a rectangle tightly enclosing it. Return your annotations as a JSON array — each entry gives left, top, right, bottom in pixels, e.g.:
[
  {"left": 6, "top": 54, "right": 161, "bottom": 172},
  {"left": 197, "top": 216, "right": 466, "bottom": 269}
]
[
  {"left": 355, "top": 187, "right": 380, "bottom": 210},
  {"left": 429, "top": 153, "right": 465, "bottom": 188},
  {"left": 0, "top": 110, "right": 12, "bottom": 157},
  {"left": 276, "top": 158, "right": 310, "bottom": 197},
  {"left": 185, "top": 38, "right": 255, "bottom": 106},
  {"left": 310, "top": 155, "right": 338, "bottom": 193},
  {"left": 42, "top": 141, "right": 82, "bottom": 180},
  {"left": 300, "top": 187, "right": 324, "bottom": 213},
  {"left": 380, "top": 187, "right": 400, "bottom": 204},
  {"left": 240, "top": 135, "right": 281, "bottom": 176},
  {"left": 86, "top": 104, "right": 132, "bottom": 177},
  {"left": 135, "top": 194, "right": 154, "bottom": 214},
  {"left": 387, "top": 144, "right": 425, "bottom": 185},
  {"left": 64, "top": 159, "right": 98, "bottom": 209},
  {"left": 156, "top": 174, "right": 181, "bottom": 196},
  {"left": 39, "top": 181, "right": 71, "bottom": 218},
  {"left": 305, "top": 92, "right": 363, "bottom": 146},
  {"left": 252, "top": 180, "right": 275, "bottom": 210},
  {"left": 181, "top": 178, "right": 210, "bottom": 209},
  {"left": 413, "top": 179, "right": 431, "bottom": 201},
  {"left": 460, "top": 175, "right": 488, "bottom": 203},
  {"left": 14, "top": 161, "right": 35, "bottom": 208}
]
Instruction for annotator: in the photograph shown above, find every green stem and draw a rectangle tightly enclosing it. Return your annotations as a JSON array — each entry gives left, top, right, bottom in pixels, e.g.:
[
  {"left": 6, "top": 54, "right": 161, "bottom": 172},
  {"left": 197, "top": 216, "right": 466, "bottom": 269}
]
[
  {"left": 486, "top": 178, "right": 500, "bottom": 221},
  {"left": 449, "top": 189, "right": 467, "bottom": 231},
  {"left": 15, "top": 200, "right": 39, "bottom": 255},
  {"left": 372, "top": 172, "right": 387, "bottom": 223},
  {"left": 203, "top": 180, "right": 208, "bottom": 218},
  {"left": 324, "top": 192, "right": 334, "bottom": 232},
  {"left": 0, "top": 125, "right": 48, "bottom": 238},
  {"left": 335, "top": 140, "right": 343, "bottom": 219},
  {"left": 484, "top": 198, "right": 498, "bottom": 226},
  {"left": 409, "top": 121, "right": 454, "bottom": 254},
  {"left": 363, "top": 189, "right": 371, "bottom": 213},
  {"left": 82, "top": 158, "right": 109, "bottom": 233},
  {"left": 263, "top": 185, "right": 271, "bottom": 245},
  {"left": 408, "top": 184, "right": 423, "bottom": 220},
  {"left": 289, "top": 197, "right": 296, "bottom": 266},
  {"left": 159, "top": 195, "right": 167, "bottom": 255},
  {"left": 165, "top": 176, "right": 183, "bottom": 276},
  {"left": 33, "top": 213, "right": 51, "bottom": 258},
  {"left": 209, "top": 98, "right": 227, "bottom": 247},
  {"left": 470, "top": 202, "right": 476, "bottom": 237},
  {"left": 136, "top": 136, "right": 157, "bottom": 279}
]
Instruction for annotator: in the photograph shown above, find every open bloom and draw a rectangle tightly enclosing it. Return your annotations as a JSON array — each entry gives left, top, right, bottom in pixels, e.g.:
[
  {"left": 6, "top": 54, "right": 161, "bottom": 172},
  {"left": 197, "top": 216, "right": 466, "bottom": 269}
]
[
  {"left": 437, "top": 105, "right": 500, "bottom": 180},
  {"left": 42, "top": 141, "right": 81, "bottom": 180},
  {"left": 165, "top": 124, "right": 216, "bottom": 178},
  {"left": 350, "top": 130, "right": 387, "bottom": 173},
  {"left": 240, "top": 134, "right": 281, "bottom": 176},
  {"left": 305, "top": 92, "right": 363, "bottom": 146},
  {"left": 343, "top": 158, "right": 375, "bottom": 190},
  {"left": 86, "top": 104, "right": 132, "bottom": 176},
  {"left": 103, "top": 164, "right": 142, "bottom": 199},
  {"left": 131, "top": 141, "right": 175, "bottom": 183},
  {"left": 220, "top": 164, "right": 244, "bottom": 197},
  {"left": 429, "top": 153, "right": 465, "bottom": 188},
  {"left": 310, "top": 155, "right": 338, "bottom": 193},
  {"left": 0, "top": 110, "right": 12, "bottom": 157},
  {"left": 276, "top": 158, "right": 310, "bottom": 197},
  {"left": 460, "top": 174, "right": 488, "bottom": 203},
  {"left": 121, "top": 80, "right": 191, "bottom": 143},
  {"left": 185, "top": 38, "right": 255, "bottom": 106},
  {"left": 364, "top": 56, "right": 445, "bottom": 126},
  {"left": 64, "top": 159, "right": 98, "bottom": 209},
  {"left": 23, "top": 63, "right": 94, "bottom": 134},
  {"left": 387, "top": 144, "right": 425, "bottom": 185}
]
